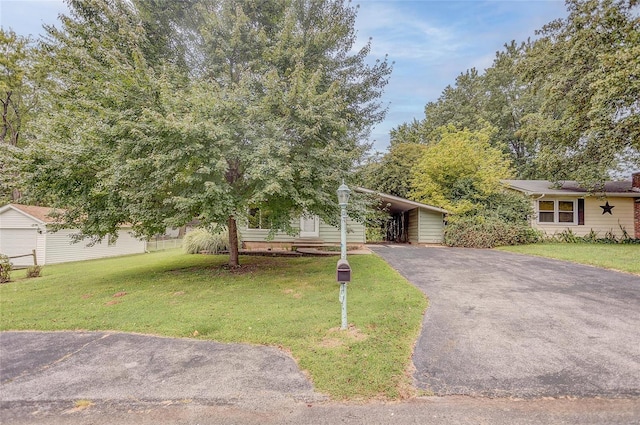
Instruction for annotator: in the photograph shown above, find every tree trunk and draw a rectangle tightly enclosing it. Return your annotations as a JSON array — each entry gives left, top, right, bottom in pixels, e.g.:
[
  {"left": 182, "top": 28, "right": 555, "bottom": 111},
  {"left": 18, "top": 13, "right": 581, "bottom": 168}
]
[{"left": 227, "top": 215, "right": 240, "bottom": 267}]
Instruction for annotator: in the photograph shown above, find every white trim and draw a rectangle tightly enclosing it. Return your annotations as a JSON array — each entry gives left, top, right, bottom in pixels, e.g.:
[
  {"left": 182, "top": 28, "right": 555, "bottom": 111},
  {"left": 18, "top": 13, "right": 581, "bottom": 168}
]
[
  {"left": 537, "top": 199, "right": 578, "bottom": 225},
  {"left": 299, "top": 215, "right": 320, "bottom": 238}
]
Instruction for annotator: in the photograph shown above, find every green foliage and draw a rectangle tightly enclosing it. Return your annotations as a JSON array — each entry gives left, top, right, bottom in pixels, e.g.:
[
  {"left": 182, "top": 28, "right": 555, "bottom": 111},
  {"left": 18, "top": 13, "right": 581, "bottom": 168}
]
[
  {"left": 0, "top": 251, "right": 426, "bottom": 400},
  {"left": 444, "top": 216, "right": 542, "bottom": 248},
  {"left": 389, "top": 41, "right": 542, "bottom": 180},
  {"left": 0, "top": 28, "right": 39, "bottom": 202},
  {"left": 0, "top": 254, "right": 12, "bottom": 283},
  {"left": 358, "top": 143, "right": 427, "bottom": 198},
  {"left": 183, "top": 228, "right": 232, "bottom": 254},
  {"left": 24, "top": 0, "right": 392, "bottom": 266},
  {"left": 548, "top": 228, "right": 640, "bottom": 245},
  {"left": 519, "top": 0, "right": 640, "bottom": 184},
  {"left": 25, "top": 265, "right": 42, "bottom": 278},
  {"left": 410, "top": 125, "right": 513, "bottom": 214}
]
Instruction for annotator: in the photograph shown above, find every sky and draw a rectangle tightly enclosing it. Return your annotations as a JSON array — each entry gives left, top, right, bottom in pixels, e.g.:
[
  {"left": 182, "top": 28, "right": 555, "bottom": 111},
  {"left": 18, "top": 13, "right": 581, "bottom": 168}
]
[{"left": 1, "top": 0, "right": 568, "bottom": 152}]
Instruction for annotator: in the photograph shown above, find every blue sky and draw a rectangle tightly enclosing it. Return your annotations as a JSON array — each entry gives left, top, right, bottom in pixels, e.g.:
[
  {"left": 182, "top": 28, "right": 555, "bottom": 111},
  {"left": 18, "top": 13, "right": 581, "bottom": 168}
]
[{"left": 1, "top": 0, "right": 568, "bottom": 152}]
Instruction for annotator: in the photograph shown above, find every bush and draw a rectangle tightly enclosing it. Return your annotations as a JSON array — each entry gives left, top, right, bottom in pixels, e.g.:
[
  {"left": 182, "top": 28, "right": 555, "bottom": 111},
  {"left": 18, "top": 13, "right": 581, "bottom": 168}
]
[
  {"left": 548, "top": 227, "right": 640, "bottom": 244},
  {"left": 183, "top": 228, "right": 233, "bottom": 254},
  {"left": 26, "top": 265, "right": 42, "bottom": 278},
  {"left": 0, "top": 254, "right": 12, "bottom": 283},
  {"left": 444, "top": 216, "right": 542, "bottom": 248}
]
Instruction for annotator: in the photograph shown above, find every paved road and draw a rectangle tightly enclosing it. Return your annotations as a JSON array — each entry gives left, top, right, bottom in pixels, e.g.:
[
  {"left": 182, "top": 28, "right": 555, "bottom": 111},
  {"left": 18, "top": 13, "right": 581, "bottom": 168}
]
[
  {"left": 2, "top": 246, "right": 640, "bottom": 424},
  {"left": 369, "top": 245, "right": 640, "bottom": 398}
]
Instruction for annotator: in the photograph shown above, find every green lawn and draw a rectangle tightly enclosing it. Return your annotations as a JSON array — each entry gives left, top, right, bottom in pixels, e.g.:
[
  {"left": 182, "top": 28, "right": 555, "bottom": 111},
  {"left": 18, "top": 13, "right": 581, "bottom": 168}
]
[
  {"left": 0, "top": 250, "right": 427, "bottom": 400},
  {"left": 497, "top": 243, "right": 640, "bottom": 275}
]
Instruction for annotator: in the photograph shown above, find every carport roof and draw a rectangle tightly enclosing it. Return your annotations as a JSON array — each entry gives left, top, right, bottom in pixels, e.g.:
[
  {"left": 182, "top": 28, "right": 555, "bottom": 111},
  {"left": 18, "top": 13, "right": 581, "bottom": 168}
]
[{"left": 355, "top": 187, "right": 448, "bottom": 214}]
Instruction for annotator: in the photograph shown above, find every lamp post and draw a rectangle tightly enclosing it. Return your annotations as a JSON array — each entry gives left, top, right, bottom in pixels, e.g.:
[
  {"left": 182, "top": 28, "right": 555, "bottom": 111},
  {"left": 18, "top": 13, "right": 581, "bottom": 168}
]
[{"left": 337, "top": 182, "right": 351, "bottom": 330}]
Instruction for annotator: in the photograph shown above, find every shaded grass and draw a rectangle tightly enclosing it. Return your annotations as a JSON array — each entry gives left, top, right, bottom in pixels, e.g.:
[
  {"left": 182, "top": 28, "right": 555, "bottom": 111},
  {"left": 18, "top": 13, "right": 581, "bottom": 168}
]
[
  {"left": 497, "top": 243, "right": 640, "bottom": 275},
  {"left": 0, "top": 250, "right": 427, "bottom": 400}
]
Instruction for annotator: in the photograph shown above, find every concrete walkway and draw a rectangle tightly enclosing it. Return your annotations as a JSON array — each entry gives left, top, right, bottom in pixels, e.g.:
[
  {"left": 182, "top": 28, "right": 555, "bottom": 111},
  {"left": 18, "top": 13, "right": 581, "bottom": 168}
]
[{"left": 369, "top": 245, "right": 640, "bottom": 398}]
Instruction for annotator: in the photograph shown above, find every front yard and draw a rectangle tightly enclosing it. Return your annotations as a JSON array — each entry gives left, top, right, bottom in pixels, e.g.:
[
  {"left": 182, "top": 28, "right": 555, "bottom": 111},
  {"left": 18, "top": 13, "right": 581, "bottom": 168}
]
[
  {"left": 497, "top": 243, "right": 640, "bottom": 275},
  {"left": 0, "top": 250, "right": 427, "bottom": 400}
]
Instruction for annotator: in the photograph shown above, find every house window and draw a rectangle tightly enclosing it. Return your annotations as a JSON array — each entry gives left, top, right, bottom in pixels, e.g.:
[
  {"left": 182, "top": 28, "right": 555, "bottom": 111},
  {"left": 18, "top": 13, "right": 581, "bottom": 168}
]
[
  {"left": 537, "top": 200, "right": 577, "bottom": 224},
  {"left": 248, "top": 208, "right": 271, "bottom": 229}
]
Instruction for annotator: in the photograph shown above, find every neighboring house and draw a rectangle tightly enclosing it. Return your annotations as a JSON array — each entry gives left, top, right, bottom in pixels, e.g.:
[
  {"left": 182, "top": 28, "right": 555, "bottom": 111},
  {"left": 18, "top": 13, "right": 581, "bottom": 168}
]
[
  {"left": 240, "top": 188, "right": 448, "bottom": 249},
  {"left": 502, "top": 173, "right": 640, "bottom": 239},
  {"left": 0, "top": 204, "right": 147, "bottom": 267}
]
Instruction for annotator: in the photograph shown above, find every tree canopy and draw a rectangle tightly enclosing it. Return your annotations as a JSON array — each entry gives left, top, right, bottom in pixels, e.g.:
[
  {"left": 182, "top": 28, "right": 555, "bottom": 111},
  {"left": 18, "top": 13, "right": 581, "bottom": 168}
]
[
  {"left": 519, "top": 0, "right": 640, "bottom": 187},
  {"left": 410, "top": 125, "right": 514, "bottom": 215},
  {"left": 23, "top": 0, "right": 392, "bottom": 266},
  {"left": 0, "top": 29, "right": 39, "bottom": 202},
  {"left": 387, "top": 0, "right": 639, "bottom": 190}
]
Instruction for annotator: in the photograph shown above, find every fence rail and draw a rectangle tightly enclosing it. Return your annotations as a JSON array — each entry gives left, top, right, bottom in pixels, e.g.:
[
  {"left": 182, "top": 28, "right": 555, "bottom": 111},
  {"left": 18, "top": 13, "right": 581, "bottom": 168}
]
[
  {"left": 7, "top": 249, "right": 38, "bottom": 269},
  {"left": 147, "top": 238, "right": 183, "bottom": 252}
]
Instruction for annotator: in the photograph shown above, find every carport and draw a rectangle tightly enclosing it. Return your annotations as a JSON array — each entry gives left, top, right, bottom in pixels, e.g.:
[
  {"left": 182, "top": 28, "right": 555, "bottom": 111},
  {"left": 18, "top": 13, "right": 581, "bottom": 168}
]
[{"left": 356, "top": 188, "right": 447, "bottom": 244}]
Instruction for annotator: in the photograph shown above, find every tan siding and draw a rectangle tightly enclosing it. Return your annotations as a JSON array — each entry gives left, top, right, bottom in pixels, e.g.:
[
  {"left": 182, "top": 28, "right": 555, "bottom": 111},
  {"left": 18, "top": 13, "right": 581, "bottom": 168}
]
[
  {"left": 239, "top": 220, "right": 300, "bottom": 243},
  {"left": 418, "top": 208, "right": 445, "bottom": 243},
  {"left": 532, "top": 196, "right": 635, "bottom": 238},
  {"left": 44, "top": 228, "right": 146, "bottom": 264},
  {"left": 240, "top": 217, "right": 365, "bottom": 243},
  {"left": 408, "top": 208, "right": 419, "bottom": 243},
  {"left": 0, "top": 208, "right": 39, "bottom": 228},
  {"left": 319, "top": 218, "right": 365, "bottom": 243}
]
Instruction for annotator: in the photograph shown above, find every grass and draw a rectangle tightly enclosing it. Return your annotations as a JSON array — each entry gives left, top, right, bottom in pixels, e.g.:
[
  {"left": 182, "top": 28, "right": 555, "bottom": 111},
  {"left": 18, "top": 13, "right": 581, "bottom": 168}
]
[
  {"left": 497, "top": 243, "right": 640, "bottom": 275},
  {"left": 0, "top": 250, "right": 427, "bottom": 400}
]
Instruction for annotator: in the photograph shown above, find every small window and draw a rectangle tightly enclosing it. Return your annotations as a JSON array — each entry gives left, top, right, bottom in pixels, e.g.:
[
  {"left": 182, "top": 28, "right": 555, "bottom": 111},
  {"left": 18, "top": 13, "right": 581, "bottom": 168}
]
[
  {"left": 537, "top": 200, "right": 577, "bottom": 225},
  {"left": 538, "top": 201, "right": 555, "bottom": 223}
]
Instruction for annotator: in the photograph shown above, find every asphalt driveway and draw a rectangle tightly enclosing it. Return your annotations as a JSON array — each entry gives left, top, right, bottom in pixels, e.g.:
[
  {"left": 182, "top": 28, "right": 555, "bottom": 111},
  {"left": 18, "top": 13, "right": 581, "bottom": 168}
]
[{"left": 369, "top": 245, "right": 640, "bottom": 398}]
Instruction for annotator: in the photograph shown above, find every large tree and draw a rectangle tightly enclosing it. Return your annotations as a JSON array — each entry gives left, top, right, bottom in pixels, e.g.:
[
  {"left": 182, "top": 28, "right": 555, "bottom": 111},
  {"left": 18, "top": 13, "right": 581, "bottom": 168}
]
[
  {"left": 519, "top": 0, "right": 640, "bottom": 186},
  {"left": 388, "top": 41, "right": 542, "bottom": 179},
  {"left": 0, "top": 29, "right": 40, "bottom": 202},
  {"left": 410, "top": 125, "right": 514, "bottom": 215},
  {"left": 358, "top": 143, "right": 427, "bottom": 199},
  {"left": 25, "top": 0, "right": 391, "bottom": 266}
]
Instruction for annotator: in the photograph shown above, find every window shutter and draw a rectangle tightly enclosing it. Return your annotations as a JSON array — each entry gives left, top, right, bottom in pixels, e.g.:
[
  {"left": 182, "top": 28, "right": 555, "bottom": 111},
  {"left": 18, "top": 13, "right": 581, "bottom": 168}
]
[{"left": 578, "top": 199, "right": 585, "bottom": 225}]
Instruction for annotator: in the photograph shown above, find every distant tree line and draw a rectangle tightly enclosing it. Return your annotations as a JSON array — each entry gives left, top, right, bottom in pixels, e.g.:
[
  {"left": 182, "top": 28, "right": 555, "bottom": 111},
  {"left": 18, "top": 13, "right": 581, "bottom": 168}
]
[{"left": 361, "top": 0, "right": 640, "bottom": 205}]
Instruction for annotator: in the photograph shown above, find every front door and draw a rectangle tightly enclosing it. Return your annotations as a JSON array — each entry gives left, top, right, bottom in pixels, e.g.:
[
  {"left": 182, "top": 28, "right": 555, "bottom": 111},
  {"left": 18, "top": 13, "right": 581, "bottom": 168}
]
[{"left": 299, "top": 215, "right": 320, "bottom": 238}]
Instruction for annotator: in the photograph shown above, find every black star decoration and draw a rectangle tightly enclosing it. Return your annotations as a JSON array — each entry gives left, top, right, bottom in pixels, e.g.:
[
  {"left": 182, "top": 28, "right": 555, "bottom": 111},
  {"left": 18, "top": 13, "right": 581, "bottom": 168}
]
[{"left": 600, "top": 201, "right": 615, "bottom": 215}]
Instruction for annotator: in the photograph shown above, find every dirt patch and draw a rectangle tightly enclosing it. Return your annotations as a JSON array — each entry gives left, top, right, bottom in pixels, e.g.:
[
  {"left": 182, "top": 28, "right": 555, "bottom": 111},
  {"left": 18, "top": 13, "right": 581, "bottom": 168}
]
[
  {"left": 319, "top": 325, "right": 368, "bottom": 348},
  {"left": 113, "top": 291, "right": 127, "bottom": 298},
  {"left": 105, "top": 300, "right": 120, "bottom": 306},
  {"left": 81, "top": 294, "right": 93, "bottom": 299}
]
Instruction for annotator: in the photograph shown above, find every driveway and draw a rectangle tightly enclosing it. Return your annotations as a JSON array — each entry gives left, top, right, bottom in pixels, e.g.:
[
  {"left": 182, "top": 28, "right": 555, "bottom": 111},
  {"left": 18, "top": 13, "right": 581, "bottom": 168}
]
[{"left": 369, "top": 245, "right": 640, "bottom": 398}]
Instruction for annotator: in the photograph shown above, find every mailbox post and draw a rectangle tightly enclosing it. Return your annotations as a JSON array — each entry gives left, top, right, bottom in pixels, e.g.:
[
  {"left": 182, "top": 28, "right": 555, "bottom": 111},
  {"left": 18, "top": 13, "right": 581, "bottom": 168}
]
[{"left": 337, "top": 182, "right": 351, "bottom": 330}]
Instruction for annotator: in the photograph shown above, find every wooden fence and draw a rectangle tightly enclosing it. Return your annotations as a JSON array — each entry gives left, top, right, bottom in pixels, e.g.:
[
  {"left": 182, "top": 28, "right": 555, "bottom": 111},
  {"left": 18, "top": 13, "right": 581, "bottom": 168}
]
[{"left": 8, "top": 249, "right": 38, "bottom": 269}]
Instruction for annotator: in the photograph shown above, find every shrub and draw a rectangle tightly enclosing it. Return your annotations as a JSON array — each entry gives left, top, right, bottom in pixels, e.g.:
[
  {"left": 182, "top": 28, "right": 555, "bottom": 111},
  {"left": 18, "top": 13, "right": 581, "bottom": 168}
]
[
  {"left": 548, "top": 226, "right": 640, "bottom": 244},
  {"left": 26, "top": 265, "right": 42, "bottom": 278},
  {"left": 444, "top": 216, "right": 542, "bottom": 248},
  {"left": 0, "top": 254, "right": 12, "bottom": 283},
  {"left": 183, "top": 228, "right": 233, "bottom": 254}
]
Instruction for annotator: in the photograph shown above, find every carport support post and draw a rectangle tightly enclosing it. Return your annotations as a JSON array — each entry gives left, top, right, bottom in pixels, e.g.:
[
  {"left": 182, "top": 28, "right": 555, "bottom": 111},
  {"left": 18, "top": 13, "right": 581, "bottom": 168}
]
[{"left": 337, "top": 182, "right": 351, "bottom": 331}]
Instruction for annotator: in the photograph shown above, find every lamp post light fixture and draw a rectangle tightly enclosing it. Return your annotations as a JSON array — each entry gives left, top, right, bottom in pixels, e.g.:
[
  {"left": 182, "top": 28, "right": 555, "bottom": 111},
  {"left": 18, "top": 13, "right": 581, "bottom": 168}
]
[{"left": 337, "top": 182, "right": 351, "bottom": 330}]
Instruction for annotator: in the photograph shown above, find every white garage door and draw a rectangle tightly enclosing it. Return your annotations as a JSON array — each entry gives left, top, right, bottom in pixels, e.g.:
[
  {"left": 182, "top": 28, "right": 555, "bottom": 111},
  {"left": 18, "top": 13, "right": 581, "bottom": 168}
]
[{"left": 0, "top": 229, "right": 38, "bottom": 267}]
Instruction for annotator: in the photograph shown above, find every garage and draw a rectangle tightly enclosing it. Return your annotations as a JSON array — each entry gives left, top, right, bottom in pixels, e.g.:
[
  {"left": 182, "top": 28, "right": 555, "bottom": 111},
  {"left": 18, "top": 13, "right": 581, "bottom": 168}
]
[{"left": 0, "top": 204, "right": 147, "bottom": 266}]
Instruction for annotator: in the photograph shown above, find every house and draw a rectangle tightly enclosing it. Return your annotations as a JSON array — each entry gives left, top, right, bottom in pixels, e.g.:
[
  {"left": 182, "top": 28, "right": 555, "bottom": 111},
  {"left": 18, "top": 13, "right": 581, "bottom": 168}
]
[
  {"left": 240, "top": 188, "right": 448, "bottom": 249},
  {"left": 501, "top": 173, "right": 640, "bottom": 239},
  {"left": 0, "top": 204, "right": 147, "bottom": 267}
]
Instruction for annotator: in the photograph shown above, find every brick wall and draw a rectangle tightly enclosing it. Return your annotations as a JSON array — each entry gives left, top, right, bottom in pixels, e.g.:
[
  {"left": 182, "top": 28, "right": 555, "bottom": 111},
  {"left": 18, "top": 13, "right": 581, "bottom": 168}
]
[{"left": 633, "top": 173, "right": 640, "bottom": 238}]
